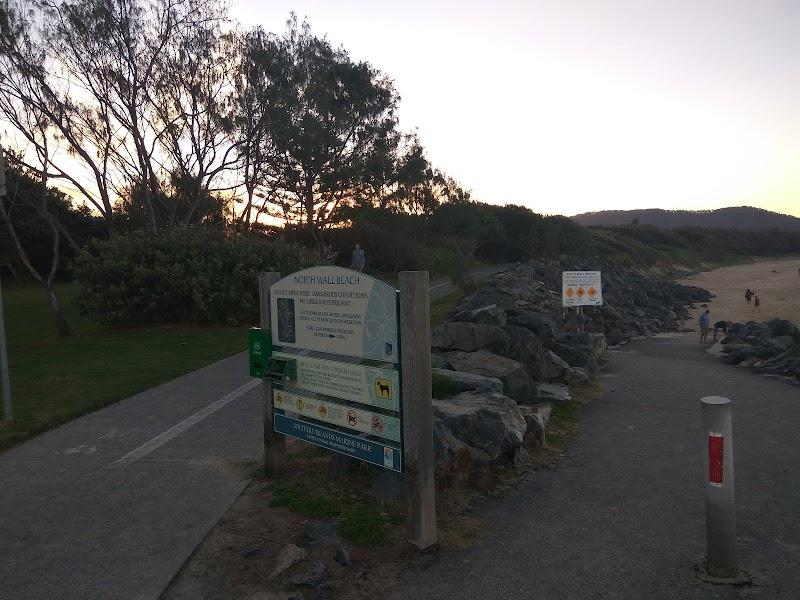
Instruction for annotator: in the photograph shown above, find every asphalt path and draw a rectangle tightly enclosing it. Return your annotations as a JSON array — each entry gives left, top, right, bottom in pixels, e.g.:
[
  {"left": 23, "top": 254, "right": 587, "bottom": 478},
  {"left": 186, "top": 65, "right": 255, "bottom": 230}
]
[
  {"left": 388, "top": 334, "right": 800, "bottom": 600},
  {"left": 0, "top": 265, "right": 508, "bottom": 600}
]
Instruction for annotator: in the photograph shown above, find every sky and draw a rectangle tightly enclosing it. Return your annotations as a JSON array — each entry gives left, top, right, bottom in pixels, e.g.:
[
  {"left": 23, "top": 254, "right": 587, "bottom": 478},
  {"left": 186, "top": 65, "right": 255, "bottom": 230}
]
[{"left": 228, "top": 0, "right": 800, "bottom": 217}]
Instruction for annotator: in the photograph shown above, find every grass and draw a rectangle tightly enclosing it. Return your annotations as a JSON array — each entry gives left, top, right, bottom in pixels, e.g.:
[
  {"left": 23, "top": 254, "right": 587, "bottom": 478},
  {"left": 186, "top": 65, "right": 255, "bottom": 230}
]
[
  {"left": 0, "top": 283, "right": 247, "bottom": 450},
  {"left": 268, "top": 447, "right": 404, "bottom": 546}
]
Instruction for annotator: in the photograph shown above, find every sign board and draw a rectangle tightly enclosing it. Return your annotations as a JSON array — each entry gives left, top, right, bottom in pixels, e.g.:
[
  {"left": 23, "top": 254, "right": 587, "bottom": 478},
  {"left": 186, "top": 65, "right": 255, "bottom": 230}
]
[
  {"left": 562, "top": 271, "right": 603, "bottom": 307},
  {"left": 274, "top": 412, "right": 401, "bottom": 471},
  {"left": 272, "top": 351, "right": 399, "bottom": 410},
  {"left": 270, "top": 267, "right": 398, "bottom": 363},
  {"left": 274, "top": 389, "right": 401, "bottom": 442}
]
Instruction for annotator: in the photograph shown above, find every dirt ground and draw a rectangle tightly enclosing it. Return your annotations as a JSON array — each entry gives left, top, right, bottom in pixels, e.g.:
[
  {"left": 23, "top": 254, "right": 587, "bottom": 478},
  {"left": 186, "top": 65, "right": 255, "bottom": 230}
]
[{"left": 678, "top": 257, "right": 800, "bottom": 328}]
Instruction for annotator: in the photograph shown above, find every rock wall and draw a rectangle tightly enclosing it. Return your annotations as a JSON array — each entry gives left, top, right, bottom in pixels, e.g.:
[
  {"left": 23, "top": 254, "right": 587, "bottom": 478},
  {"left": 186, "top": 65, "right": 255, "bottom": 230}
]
[
  {"left": 430, "top": 257, "right": 712, "bottom": 487},
  {"left": 719, "top": 318, "right": 800, "bottom": 380}
]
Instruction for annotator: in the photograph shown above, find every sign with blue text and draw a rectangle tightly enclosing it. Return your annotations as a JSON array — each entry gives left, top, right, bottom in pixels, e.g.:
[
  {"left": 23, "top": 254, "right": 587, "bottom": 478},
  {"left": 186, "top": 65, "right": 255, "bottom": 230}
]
[
  {"left": 270, "top": 267, "right": 398, "bottom": 362},
  {"left": 274, "top": 412, "right": 401, "bottom": 471}
]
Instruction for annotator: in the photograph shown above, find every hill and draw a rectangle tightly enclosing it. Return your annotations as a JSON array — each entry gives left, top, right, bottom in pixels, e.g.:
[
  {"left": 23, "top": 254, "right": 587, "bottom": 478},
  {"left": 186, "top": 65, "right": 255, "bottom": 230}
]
[{"left": 571, "top": 207, "right": 800, "bottom": 230}]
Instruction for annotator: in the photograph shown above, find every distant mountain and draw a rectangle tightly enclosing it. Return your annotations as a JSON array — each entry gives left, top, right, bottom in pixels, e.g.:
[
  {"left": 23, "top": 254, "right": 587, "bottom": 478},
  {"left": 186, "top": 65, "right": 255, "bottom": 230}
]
[{"left": 571, "top": 207, "right": 800, "bottom": 230}]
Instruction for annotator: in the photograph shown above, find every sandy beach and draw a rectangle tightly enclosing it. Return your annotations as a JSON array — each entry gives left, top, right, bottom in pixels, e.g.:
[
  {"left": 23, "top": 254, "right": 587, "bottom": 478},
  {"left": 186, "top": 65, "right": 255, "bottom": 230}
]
[{"left": 678, "top": 257, "right": 800, "bottom": 328}]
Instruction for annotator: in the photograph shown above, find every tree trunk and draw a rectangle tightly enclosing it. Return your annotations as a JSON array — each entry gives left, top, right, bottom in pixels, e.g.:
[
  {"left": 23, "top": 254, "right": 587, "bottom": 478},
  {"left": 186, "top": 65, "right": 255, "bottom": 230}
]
[{"left": 46, "top": 282, "right": 71, "bottom": 337}]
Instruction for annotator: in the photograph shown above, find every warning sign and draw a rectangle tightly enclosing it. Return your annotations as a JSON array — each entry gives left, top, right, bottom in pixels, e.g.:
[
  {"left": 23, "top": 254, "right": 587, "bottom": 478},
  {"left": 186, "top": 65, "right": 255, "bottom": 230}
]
[
  {"left": 562, "top": 271, "right": 603, "bottom": 307},
  {"left": 375, "top": 379, "right": 392, "bottom": 399}
]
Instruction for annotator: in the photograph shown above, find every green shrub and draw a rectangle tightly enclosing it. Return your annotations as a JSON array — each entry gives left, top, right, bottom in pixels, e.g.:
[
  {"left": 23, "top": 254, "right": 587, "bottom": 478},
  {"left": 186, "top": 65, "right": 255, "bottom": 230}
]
[
  {"left": 422, "top": 246, "right": 472, "bottom": 283},
  {"left": 72, "top": 231, "right": 313, "bottom": 326},
  {"left": 432, "top": 371, "right": 467, "bottom": 399}
]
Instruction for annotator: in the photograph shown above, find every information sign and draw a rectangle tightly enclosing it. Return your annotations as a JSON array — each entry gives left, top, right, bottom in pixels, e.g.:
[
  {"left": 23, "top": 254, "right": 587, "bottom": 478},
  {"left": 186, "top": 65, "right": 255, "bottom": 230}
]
[
  {"left": 270, "top": 267, "right": 398, "bottom": 362},
  {"left": 562, "top": 271, "right": 603, "bottom": 307},
  {"left": 274, "top": 389, "right": 400, "bottom": 442},
  {"left": 273, "top": 351, "right": 399, "bottom": 410},
  {"left": 274, "top": 412, "right": 402, "bottom": 472}
]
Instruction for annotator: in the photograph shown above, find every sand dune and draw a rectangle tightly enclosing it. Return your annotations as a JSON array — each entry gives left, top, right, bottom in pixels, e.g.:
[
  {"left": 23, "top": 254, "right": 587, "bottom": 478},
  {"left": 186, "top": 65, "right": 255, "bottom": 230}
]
[{"left": 678, "top": 257, "right": 800, "bottom": 328}]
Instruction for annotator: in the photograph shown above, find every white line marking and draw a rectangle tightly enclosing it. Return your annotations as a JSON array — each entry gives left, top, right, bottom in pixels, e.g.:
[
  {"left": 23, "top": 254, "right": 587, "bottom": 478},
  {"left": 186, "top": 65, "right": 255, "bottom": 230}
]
[
  {"left": 429, "top": 280, "right": 452, "bottom": 291},
  {"left": 110, "top": 379, "right": 261, "bottom": 468}
]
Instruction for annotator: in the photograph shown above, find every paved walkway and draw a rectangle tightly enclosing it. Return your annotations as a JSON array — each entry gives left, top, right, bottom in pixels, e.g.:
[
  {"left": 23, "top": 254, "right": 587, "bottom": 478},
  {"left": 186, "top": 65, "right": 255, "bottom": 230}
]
[
  {"left": 388, "top": 334, "right": 800, "bottom": 600},
  {"left": 0, "top": 265, "right": 509, "bottom": 600}
]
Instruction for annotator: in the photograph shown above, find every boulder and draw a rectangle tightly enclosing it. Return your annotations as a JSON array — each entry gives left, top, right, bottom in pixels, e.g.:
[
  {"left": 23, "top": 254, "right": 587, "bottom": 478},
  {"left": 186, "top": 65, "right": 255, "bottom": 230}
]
[
  {"left": 546, "top": 350, "right": 577, "bottom": 383},
  {"left": 534, "top": 383, "right": 571, "bottom": 404},
  {"left": 438, "top": 350, "right": 537, "bottom": 404},
  {"left": 433, "top": 391, "right": 526, "bottom": 464},
  {"left": 453, "top": 304, "right": 507, "bottom": 327},
  {"left": 431, "top": 322, "right": 508, "bottom": 353},
  {"left": 505, "top": 325, "right": 549, "bottom": 381}
]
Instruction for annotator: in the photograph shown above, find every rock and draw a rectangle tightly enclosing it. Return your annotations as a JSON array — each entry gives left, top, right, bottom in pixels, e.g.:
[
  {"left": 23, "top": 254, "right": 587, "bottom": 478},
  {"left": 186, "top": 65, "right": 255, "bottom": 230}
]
[
  {"left": 512, "top": 445, "right": 530, "bottom": 468},
  {"left": 268, "top": 544, "right": 307, "bottom": 580},
  {"left": 737, "top": 357, "right": 761, "bottom": 368},
  {"left": 546, "top": 350, "right": 577, "bottom": 382},
  {"left": 292, "top": 561, "right": 328, "bottom": 589},
  {"left": 433, "top": 392, "right": 527, "bottom": 464},
  {"left": 453, "top": 304, "right": 507, "bottom": 326},
  {"left": 432, "top": 368, "right": 504, "bottom": 395},
  {"left": 334, "top": 548, "right": 351, "bottom": 567},
  {"left": 305, "top": 520, "right": 340, "bottom": 547},
  {"left": 355, "top": 569, "right": 369, "bottom": 582},
  {"left": 240, "top": 546, "right": 262, "bottom": 558},
  {"left": 431, "top": 322, "right": 508, "bottom": 353},
  {"left": 505, "top": 325, "right": 549, "bottom": 381},
  {"left": 534, "top": 383, "right": 571, "bottom": 404},
  {"left": 438, "top": 350, "right": 537, "bottom": 403},
  {"left": 518, "top": 404, "right": 550, "bottom": 445},
  {"left": 506, "top": 311, "right": 557, "bottom": 345}
]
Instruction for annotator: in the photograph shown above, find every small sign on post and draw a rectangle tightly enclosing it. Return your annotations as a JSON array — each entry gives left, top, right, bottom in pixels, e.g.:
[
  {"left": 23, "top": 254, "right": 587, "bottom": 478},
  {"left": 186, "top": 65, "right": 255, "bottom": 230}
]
[{"left": 562, "top": 271, "right": 603, "bottom": 307}]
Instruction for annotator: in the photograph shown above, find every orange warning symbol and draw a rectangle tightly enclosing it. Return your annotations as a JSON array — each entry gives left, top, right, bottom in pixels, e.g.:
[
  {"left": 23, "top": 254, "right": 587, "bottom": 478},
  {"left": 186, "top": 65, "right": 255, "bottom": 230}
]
[
  {"left": 588, "top": 287, "right": 597, "bottom": 298},
  {"left": 576, "top": 287, "right": 585, "bottom": 298},
  {"left": 566, "top": 288, "right": 574, "bottom": 298}
]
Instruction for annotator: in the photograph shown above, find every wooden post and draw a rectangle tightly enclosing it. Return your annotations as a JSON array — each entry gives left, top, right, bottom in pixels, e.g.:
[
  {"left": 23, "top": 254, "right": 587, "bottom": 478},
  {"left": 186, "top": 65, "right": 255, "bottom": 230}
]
[
  {"left": 260, "top": 272, "right": 285, "bottom": 477},
  {"left": 399, "top": 271, "right": 437, "bottom": 549}
]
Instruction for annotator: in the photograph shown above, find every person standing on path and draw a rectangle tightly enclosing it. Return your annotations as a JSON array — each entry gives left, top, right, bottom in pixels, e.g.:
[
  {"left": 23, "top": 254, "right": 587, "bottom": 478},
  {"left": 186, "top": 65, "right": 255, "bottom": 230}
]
[
  {"left": 745, "top": 289, "right": 753, "bottom": 306},
  {"left": 753, "top": 295, "right": 761, "bottom": 312},
  {"left": 699, "top": 309, "right": 710, "bottom": 343},
  {"left": 713, "top": 320, "right": 732, "bottom": 342},
  {"left": 351, "top": 243, "right": 365, "bottom": 272}
]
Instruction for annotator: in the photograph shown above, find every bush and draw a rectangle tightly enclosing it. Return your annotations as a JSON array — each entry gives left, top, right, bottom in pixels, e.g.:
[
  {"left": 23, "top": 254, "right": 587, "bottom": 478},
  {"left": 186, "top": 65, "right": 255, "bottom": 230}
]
[
  {"left": 72, "top": 231, "right": 314, "bottom": 326},
  {"left": 422, "top": 246, "right": 472, "bottom": 283}
]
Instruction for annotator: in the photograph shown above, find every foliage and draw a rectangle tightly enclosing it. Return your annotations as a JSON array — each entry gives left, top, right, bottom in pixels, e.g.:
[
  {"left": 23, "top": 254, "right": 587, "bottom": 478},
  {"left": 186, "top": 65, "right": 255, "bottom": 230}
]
[
  {"left": 432, "top": 371, "right": 467, "bottom": 399},
  {"left": 422, "top": 246, "right": 471, "bottom": 281},
  {"left": 72, "top": 231, "right": 313, "bottom": 326}
]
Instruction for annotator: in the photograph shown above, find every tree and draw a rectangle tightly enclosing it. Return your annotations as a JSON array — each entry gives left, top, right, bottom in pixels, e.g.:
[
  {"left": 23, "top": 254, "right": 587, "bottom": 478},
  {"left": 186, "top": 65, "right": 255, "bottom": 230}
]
[
  {"left": 245, "top": 16, "right": 404, "bottom": 249},
  {"left": 0, "top": 148, "right": 78, "bottom": 335}
]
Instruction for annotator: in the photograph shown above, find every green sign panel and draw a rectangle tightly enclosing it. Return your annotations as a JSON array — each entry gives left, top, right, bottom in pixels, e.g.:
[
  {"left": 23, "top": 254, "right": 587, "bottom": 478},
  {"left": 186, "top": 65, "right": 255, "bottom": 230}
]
[
  {"left": 274, "top": 412, "right": 401, "bottom": 472},
  {"left": 273, "top": 351, "right": 399, "bottom": 411},
  {"left": 274, "top": 388, "right": 400, "bottom": 442}
]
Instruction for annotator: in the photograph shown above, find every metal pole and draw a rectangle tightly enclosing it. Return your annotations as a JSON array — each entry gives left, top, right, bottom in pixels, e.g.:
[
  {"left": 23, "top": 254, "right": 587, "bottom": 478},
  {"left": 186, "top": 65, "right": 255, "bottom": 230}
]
[
  {"left": 0, "top": 277, "right": 12, "bottom": 421},
  {"left": 701, "top": 396, "right": 737, "bottom": 578}
]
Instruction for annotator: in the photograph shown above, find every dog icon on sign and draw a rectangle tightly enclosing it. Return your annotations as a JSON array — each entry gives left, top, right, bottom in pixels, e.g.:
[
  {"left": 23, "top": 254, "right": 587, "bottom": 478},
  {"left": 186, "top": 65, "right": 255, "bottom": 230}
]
[{"left": 375, "top": 379, "right": 392, "bottom": 399}]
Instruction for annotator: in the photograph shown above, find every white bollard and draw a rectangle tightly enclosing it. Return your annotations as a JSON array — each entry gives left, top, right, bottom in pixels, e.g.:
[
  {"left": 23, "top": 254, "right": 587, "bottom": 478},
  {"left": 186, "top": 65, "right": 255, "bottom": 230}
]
[{"left": 698, "top": 396, "right": 750, "bottom": 584}]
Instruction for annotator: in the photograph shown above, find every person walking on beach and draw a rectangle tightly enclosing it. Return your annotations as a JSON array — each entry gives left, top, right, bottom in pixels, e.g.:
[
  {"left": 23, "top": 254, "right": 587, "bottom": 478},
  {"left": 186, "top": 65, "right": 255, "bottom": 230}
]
[
  {"left": 745, "top": 289, "right": 752, "bottom": 306},
  {"left": 699, "top": 309, "right": 710, "bottom": 343},
  {"left": 753, "top": 295, "right": 761, "bottom": 312},
  {"left": 351, "top": 243, "right": 365, "bottom": 272}
]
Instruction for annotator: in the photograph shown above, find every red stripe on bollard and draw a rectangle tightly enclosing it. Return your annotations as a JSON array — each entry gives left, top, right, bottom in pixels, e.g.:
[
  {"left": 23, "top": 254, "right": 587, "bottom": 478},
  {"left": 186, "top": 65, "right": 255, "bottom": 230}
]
[{"left": 709, "top": 433, "right": 723, "bottom": 487}]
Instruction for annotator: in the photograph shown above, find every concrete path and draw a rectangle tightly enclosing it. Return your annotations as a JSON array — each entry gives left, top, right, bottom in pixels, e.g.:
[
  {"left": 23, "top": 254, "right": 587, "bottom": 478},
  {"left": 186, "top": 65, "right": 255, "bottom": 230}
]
[
  {"left": 0, "top": 265, "right": 509, "bottom": 600},
  {"left": 388, "top": 334, "right": 800, "bottom": 600}
]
